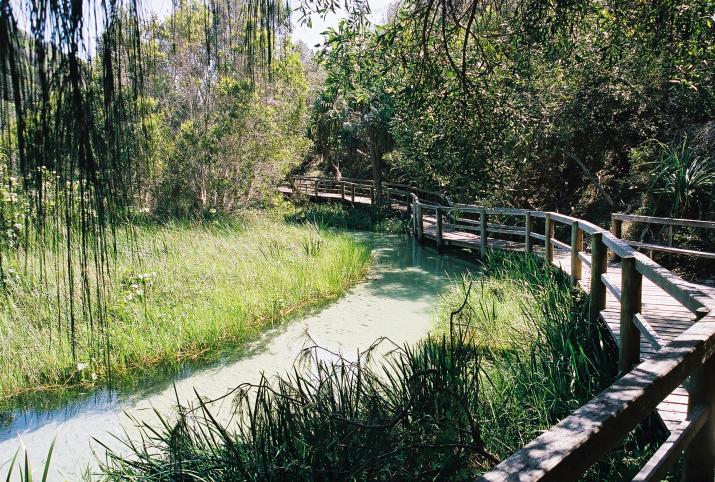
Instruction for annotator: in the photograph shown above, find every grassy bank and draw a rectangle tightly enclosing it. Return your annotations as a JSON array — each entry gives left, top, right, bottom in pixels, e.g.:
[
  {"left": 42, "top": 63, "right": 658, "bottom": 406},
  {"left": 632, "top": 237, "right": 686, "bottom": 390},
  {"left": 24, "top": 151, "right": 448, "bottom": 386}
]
[
  {"left": 94, "top": 251, "right": 663, "bottom": 481},
  {"left": 436, "top": 251, "right": 612, "bottom": 443},
  {"left": 437, "top": 252, "right": 667, "bottom": 480},
  {"left": 0, "top": 213, "right": 371, "bottom": 399},
  {"left": 94, "top": 250, "right": 671, "bottom": 481}
]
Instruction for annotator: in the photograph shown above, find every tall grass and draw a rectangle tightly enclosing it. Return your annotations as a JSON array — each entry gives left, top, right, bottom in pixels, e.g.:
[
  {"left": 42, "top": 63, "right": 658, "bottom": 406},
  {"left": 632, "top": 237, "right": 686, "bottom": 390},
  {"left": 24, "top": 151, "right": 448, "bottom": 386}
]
[
  {"left": 2, "top": 439, "right": 55, "bottom": 482},
  {"left": 92, "top": 250, "right": 665, "bottom": 480},
  {"left": 0, "top": 213, "right": 371, "bottom": 399},
  {"left": 439, "top": 251, "right": 667, "bottom": 480},
  {"left": 99, "top": 309, "right": 494, "bottom": 481},
  {"left": 441, "top": 251, "right": 612, "bottom": 453},
  {"left": 283, "top": 201, "right": 410, "bottom": 233}
]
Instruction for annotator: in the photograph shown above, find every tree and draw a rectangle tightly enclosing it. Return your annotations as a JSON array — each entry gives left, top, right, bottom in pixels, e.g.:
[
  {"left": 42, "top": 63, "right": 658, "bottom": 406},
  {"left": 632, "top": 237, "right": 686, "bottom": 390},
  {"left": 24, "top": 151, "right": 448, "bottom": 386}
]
[{"left": 311, "top": 19, "right": 394, "bottom": 202}]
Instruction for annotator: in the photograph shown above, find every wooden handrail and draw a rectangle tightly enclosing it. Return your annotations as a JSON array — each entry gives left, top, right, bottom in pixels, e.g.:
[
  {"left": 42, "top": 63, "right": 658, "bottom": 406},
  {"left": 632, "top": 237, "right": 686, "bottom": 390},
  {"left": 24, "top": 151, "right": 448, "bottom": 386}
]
[
  {"left": 611, "top": 212, "right": 715, "bottom": 261},
  {"left": 613, "top": 213, "right": 715, "bottom": 230},
  {"left": 287, "top": 177, "right": 713, "bottom": 315},
  {"left": 479, "top": 314, "right": 715, "bottom": 482},
  {"left": 284, "top": 175, "right": 715, "bottom": 480},
  {"left": 290, "top": 175, "right": 451, "bottom": 205}
]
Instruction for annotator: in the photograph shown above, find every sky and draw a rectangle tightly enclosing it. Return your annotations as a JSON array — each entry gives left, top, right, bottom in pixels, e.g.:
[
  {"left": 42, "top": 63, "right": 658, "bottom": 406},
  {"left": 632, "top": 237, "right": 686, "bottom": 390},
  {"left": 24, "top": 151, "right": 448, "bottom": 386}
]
[
  {"left": 290, "top": 0, "right": 393, "bottom": 49},
  {"left": 9, "top": 0, "right": 393, "bottom": 57},
  {"left": 140, "top": 0, "right": 394, "bottom": 50}
]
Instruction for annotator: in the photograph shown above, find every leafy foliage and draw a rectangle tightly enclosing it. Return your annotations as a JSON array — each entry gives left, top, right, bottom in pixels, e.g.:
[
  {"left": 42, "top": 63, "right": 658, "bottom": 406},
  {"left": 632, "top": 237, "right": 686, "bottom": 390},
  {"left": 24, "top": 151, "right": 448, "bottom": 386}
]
[
  {"left": 310, "top": 0, "right": 715, "bottom": 224},
  {"left": 647, "top": 138, "right": 715, "bottom": 218},
  {"left": 0, "top": 0, "right": 312, "bottom": 368}
]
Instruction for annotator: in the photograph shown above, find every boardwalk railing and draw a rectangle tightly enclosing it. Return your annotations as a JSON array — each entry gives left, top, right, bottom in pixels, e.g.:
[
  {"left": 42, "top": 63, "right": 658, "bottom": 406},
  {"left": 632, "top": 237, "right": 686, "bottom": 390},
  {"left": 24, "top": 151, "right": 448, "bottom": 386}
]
[
  {"left": 611, "top": 213, "right": 715, "bottom": 260},
  {"left": 283, "top": 176, "right": 715, "bottom": 481},
  {"left": 289, "top": 175, "right": 450, "bottom": 207}
]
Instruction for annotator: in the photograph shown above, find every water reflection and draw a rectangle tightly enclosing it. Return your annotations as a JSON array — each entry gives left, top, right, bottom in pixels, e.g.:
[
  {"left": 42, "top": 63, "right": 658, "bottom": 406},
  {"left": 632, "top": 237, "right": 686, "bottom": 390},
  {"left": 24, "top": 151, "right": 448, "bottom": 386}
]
[{"left": 0, "top": 233, "right": 476, "bottom": 480}]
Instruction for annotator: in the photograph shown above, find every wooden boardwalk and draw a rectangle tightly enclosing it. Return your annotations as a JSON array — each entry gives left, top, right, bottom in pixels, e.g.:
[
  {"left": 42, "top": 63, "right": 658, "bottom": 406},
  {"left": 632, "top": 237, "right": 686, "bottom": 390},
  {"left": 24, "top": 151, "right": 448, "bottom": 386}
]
[
  {"left": 420, "top": 214, "right": 713, "bottom": 431},
  {"left": 282, "top": 181, "right": 715, "bottom": 433}
]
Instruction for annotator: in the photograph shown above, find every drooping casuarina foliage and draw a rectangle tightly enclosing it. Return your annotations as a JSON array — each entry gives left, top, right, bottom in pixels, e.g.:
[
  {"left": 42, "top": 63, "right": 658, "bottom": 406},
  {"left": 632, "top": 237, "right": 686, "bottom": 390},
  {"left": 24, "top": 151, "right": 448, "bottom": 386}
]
[{"left": 0, "top": 0, "right": 323, "bottom": 371}]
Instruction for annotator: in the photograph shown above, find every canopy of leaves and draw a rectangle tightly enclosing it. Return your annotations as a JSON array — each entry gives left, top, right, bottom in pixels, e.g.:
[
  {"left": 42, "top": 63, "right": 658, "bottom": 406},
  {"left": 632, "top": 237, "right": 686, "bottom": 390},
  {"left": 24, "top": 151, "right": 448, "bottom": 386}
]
[{"left": 311, "top": 0, "right": 715, "bottom": 224}]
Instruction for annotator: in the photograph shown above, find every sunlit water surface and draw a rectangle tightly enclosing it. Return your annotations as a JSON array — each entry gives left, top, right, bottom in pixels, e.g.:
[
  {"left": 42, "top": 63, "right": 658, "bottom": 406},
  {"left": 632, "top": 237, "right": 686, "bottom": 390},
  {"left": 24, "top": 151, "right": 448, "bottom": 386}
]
[{"left": 0, "top": 233, "right": 476, "bottom": 480}]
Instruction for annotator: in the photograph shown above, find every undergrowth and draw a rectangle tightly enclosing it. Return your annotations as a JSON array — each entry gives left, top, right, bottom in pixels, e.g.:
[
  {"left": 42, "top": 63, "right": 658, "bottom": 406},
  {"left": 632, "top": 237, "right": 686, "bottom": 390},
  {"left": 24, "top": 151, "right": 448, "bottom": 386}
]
[
  {"left": 283, "top": 201, "right": 410, "bottom": 233},
  {"left": 438, "top": 250, "right": 670, "bottom": 480}
]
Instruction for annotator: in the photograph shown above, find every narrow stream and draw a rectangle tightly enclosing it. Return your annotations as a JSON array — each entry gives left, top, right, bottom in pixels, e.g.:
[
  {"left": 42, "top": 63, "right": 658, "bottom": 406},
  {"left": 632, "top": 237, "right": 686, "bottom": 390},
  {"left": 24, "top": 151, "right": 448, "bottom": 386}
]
[{"left": 0, "top": 233, "right": 476, "bottom": 480}]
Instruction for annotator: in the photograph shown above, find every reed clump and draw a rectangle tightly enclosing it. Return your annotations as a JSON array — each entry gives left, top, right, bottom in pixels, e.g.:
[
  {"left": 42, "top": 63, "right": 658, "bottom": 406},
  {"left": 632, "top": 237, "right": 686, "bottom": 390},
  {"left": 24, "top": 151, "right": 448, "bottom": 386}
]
[
  {"left": 439, "top": 251, "right": 665, "bottom": 479},
  {"left": 442, "top": 251, "right": 612, "bottom": 453}
]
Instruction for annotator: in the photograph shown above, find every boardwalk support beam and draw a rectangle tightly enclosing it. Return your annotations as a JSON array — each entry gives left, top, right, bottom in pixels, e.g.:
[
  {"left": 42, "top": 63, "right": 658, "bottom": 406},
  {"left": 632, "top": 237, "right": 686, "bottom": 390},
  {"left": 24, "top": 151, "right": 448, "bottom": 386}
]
[
  {"left": 480, "top": 208, "right": 487, "bottom": 255},
  {"left": 436, "top": 207, "right": 444, "bottom": 252},
  {"left": 683, "top": 353, "right": 715, "bottom": 481},
  {"left": 525, "top": 212, "right": 533, "bottom": 253},
  {"left": 619, "top": 256, "right": 642, "bottom": 374},
  {"left": 611, "top": 218, "right": 623, "bottom": 261},
  {"left": 545, "top": 213, "right": 554, "bottom": 262},
  {"left": 571, "top": 223, "right": 583, "bottom": 285},
  {"left": 590, "top": 232, "right": 608, "bottom": 324},
  {"left": 417, "top": 204, "right": 424, "bottom": 241}
]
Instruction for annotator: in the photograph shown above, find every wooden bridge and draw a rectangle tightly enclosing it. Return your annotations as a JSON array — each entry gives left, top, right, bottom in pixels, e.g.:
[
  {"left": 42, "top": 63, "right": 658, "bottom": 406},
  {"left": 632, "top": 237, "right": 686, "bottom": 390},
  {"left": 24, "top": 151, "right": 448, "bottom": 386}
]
[{"left": 281, "top": 176, "right": 715, "bottom": 481}]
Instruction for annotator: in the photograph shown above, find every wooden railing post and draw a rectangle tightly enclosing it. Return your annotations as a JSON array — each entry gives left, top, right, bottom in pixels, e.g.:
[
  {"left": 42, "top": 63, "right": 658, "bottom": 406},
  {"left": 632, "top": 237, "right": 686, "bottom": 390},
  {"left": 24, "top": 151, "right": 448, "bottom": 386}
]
[
  {"left": 340, "top": 183, "right": 345, "bottom": 201},
  {"left": 370, "top": 185, "right": 375, "bottom": 205},
  {"left": 525, "top": 212, "right": 533, "bottom": 253},
  {"left": 417, "top": 204, "right": 424, "bottom": 241},
  {"left": 612, "top": 218, "right": 622, "bottom": 239},
  {"left": 590, "top": 232, "right": 608, "bottom": 324},
  {"left": 436, "top": 207, "right": 444, "bottom": 252},
  {"left": 611, "top": 217, "right": 623, "bottom": 261},
  {"left": 570, "top": 222, "right": 583, "bottom": 285},
  {"left": 314, "top": 179, "right": 319, "bottom": 198},
  {"left": 351, "top": 185, "right": 355, "bottom": 203},
  {"left": 683, "top": 353, "right": 715, "bottom": 481},
  {"left": 544, "top": 213, "right": 554, "bottom": 262},
  {"left": 480, "top": 208, "right": 487, "bottom": 255},
  {"left": 667, "top": 224, "right": 674, "bottom": 264},
  {"left": 619, "top": 256, "right": 641, "bottom": 374},
  {"left": 290, "top": 177, "right": 296, "bottom": 194}
]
